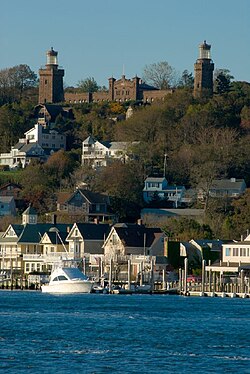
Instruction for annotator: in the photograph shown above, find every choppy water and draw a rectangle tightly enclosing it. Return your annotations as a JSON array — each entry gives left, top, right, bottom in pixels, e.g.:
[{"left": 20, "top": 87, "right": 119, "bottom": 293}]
[{"left": 0, "top": 291, "right": 249, "bottom": 373}]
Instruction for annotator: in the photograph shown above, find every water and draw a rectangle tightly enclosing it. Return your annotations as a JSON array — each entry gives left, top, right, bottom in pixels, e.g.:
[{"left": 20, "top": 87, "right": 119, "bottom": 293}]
[{"left": 0, "top": 291, "right": 249, "bottom": 374}]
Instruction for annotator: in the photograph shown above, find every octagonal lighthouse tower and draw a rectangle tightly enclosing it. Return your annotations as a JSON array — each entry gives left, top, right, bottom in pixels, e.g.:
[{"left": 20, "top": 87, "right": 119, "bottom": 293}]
[
  {"left": 193, "top": 41, "right": 214, "bottom": 98},
  {"left": 39, "top": 47, "right": 64, "bottom": 104}
]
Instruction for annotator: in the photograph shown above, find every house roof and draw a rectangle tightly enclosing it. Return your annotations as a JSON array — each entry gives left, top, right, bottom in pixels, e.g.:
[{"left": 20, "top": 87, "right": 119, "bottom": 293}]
[
  {"left": 69, "top": 189, "right": 109, "bottom": 205},
  {"left": 141, "top": 208, "right": 205, "bottom": 217},
  {"left": 57, "top": 192, "right": 72, "bottom": 205},
  {"left": 74, "top": 223, "right": 110, "bottom": 240},
  {"left": 13, "top": 142, "right": 44, "bottom": 155},
  {"left": 18, "top": 223, "right": 72, "bottom": 244},
  {"left": 23, "top": 206, "right": 37, "bottom": 215},
  {"left": 145, "top": 177, "right": 167, "bottom": 183},
  {"left": 210, "top": 178, "right": 246, "bottom": 190},
  {"left": 82, "top": 135, "right": 96, "bottom": 145},
  {"left": 180, "top": 242, "right": 201, "bottom": 263},
  {"left": 191, "top": 239, "right": 223, "bottom": 251},
  {"left": 0, "top": 196, "right": 14, "bottom": 203},
  {"left": 114, "top": 224, "right": 163, "bottom": 248},
  {"left": 0, "top": 182, "right": 22, "bottom": 191},
  {"left": 45, "top": 231, "right": 69, "bottom": 245}
]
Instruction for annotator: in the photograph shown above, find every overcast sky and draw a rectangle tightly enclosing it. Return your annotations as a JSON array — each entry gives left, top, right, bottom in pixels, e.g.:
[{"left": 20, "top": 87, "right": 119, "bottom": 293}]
[{"left": 1, "top": 0, "right": 249, "bottom": 87}]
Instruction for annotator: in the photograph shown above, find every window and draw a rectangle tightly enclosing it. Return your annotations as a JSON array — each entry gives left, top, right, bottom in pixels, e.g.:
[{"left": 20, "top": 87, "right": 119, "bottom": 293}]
[
  {"left": 240, "top": 248, "right": 246, "bottom": 256},
  {"left": 58, "top": 275, "right": 67, "bottom": 281},
  {"left": 25, "top": 263, "right": 30, "bottom": 272},
  {"left": 233, "top": 247, "right": 239, "bottom": 256},
  {"left": 225, "top": 248, "right": 231, "bottom": 256}
]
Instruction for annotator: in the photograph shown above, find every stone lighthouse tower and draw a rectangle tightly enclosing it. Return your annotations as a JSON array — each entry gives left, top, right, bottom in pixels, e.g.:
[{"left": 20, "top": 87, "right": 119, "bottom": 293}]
[
  {"left": 39, "top": 47, "right": 64, "bottom": 104},
  {"left": 193, "top": 41, "right": 214, "bottom": 98}
]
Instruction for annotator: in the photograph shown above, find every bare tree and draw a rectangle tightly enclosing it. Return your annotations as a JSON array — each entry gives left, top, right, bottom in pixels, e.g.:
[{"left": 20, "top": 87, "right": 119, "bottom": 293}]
[{"left": 142, "top": 61, "right": 178, "bottom": 89}]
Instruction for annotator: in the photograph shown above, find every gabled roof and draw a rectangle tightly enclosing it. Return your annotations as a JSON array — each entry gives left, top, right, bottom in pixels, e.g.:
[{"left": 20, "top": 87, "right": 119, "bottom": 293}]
[
  {"left": 18, "top": 223, "right": 72, "bottom": 244},
  {"left": 65, "top": 189, "right": 109, "bottom": 205},
  {"left": 82, "top": 135, "right": 96, "bottom": 145},
  {"left": 12, "top": 142, "right": 44, "bottom": 155},
  {"left": 23, "top": 206, "right": 37, "bottom": 215},
  {"left": 73, "top": 223, "right": 110, "bottom": 240},
  {"left": 0, "top": 182, "right": 22, "bottom": 191},
  {"left": 113, "top": 224, "right": 163, "bottom": 248},
  {"left": 76, "top": 190, "right": 109, "bottom": 204},
  {"left": 9, "top": 224, "right": 24, "bottom": 237},
  {"left": 43, "top": 231, "right": 69, "bottom": 245}
]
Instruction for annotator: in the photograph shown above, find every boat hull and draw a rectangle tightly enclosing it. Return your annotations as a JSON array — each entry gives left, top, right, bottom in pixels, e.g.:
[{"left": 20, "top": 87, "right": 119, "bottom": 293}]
[{"left": 41, "top": 280, "right": 93, "bottom": 294}]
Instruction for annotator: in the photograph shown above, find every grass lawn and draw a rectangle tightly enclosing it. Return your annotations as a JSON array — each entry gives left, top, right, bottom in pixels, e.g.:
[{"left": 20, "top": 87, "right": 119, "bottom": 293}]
[{"left": 0, "top": 170, "right": 24, "bottom": 184}]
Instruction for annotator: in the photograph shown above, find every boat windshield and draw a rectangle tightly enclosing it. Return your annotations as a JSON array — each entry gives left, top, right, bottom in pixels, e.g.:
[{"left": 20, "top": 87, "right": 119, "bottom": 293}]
[{"left": 63, "top": 268, "right": 88, "bottom": 281}]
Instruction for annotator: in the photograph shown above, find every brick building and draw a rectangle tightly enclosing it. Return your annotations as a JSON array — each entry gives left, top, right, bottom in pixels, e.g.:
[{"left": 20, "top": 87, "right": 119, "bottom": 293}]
[
  {"left": 193, "top": 41, "right": 214, "bottom": 98},
  {"left": 39, "top": 48, "right": 64, "bottom": 104}
]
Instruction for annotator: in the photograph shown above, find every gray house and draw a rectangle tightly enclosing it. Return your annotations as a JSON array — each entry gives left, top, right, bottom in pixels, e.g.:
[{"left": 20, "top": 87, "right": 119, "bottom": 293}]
[
  {"left": 0, "top": 196, "right": 16, "bottom": 216},
  {"left": 198, "top": 178, "right": 246, "bottom": 200},
  {"left": 57, "top": 189, "right": 115, "bottom": 222}
]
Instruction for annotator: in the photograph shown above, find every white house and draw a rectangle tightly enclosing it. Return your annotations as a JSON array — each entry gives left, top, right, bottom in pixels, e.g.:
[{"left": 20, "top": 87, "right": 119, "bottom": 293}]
[
  {"left": 205, "top": 235, "right": 250, "bottom": 275},
  {"left": 143, "top": 177, "right": 186, "bottom": 207},
  {"left": 25, "top": 123, "right": 66, "bottom": 151},
  {"left": 0, "top": 123, "right": 66, "bottom": 169},
  {"left": 82, "top": 135, "right": 138, "bottom": 168}
]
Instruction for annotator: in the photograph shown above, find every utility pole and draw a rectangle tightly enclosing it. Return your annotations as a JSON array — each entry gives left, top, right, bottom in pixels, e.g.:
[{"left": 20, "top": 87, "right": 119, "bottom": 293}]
[{"left": 163, "top": 153, "right": 168, "bottom": 178}]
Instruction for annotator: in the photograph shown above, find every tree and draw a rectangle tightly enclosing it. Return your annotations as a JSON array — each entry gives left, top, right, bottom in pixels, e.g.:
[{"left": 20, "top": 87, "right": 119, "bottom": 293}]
[
  {"left": 77, "top": 77, "right": 99, "bottom": 93},
  {"left": 0, "top": 64, "right": 37, "bottom": 103},
  {"left": 178, "top": 70, "right": 194, "bottom": 88},
  {"left": 91, "top": 161, "right": 144, "bottom": 221},
  {"left": 214, "top": 69, "right": 234, "bottom": 94},
  {"left": 44, "top": 150, "right": 76, "bottom": 188},
  {"left": 20, "top": 161, "right": 55, "bottom": 213},
  {"left": 142, "top": 61, "right": 177, "bottom": 89}
]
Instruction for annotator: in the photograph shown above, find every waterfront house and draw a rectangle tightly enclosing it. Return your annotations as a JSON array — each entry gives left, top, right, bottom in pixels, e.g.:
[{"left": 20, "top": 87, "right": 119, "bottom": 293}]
[
  {"left": 66, "top": 222, "right": 110, "bottom": 256},
  {"left": 66, "top": 222, "right": 111, "bottom": 274},
  {"left": 103, "top": 223, "right": 165, "bottom": 259},
  {"left": 206, "top": 234, "right": 250, "bottom": 277},
  {"left": 189, "top": 239, "right": 222, "bottom": 263},
  {"left": 0, "top": 207, "right": 73, "bottom": 275}
]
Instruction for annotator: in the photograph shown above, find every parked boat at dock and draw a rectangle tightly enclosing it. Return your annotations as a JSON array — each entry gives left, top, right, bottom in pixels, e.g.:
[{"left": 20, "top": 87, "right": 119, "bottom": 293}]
[{"left": 41, "top": 267, "right": 93, "bottom": 294}]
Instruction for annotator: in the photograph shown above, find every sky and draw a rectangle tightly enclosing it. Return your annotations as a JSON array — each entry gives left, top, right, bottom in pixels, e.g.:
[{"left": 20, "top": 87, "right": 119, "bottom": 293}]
[{"left": 1, "top": 0, "right": 249, "bottom": 87}]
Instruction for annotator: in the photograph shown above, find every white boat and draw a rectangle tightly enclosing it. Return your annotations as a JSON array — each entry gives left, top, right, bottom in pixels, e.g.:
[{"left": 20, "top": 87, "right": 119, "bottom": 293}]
[{"left": 41, "top": 267, "right": 93, "bottom": 294}]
